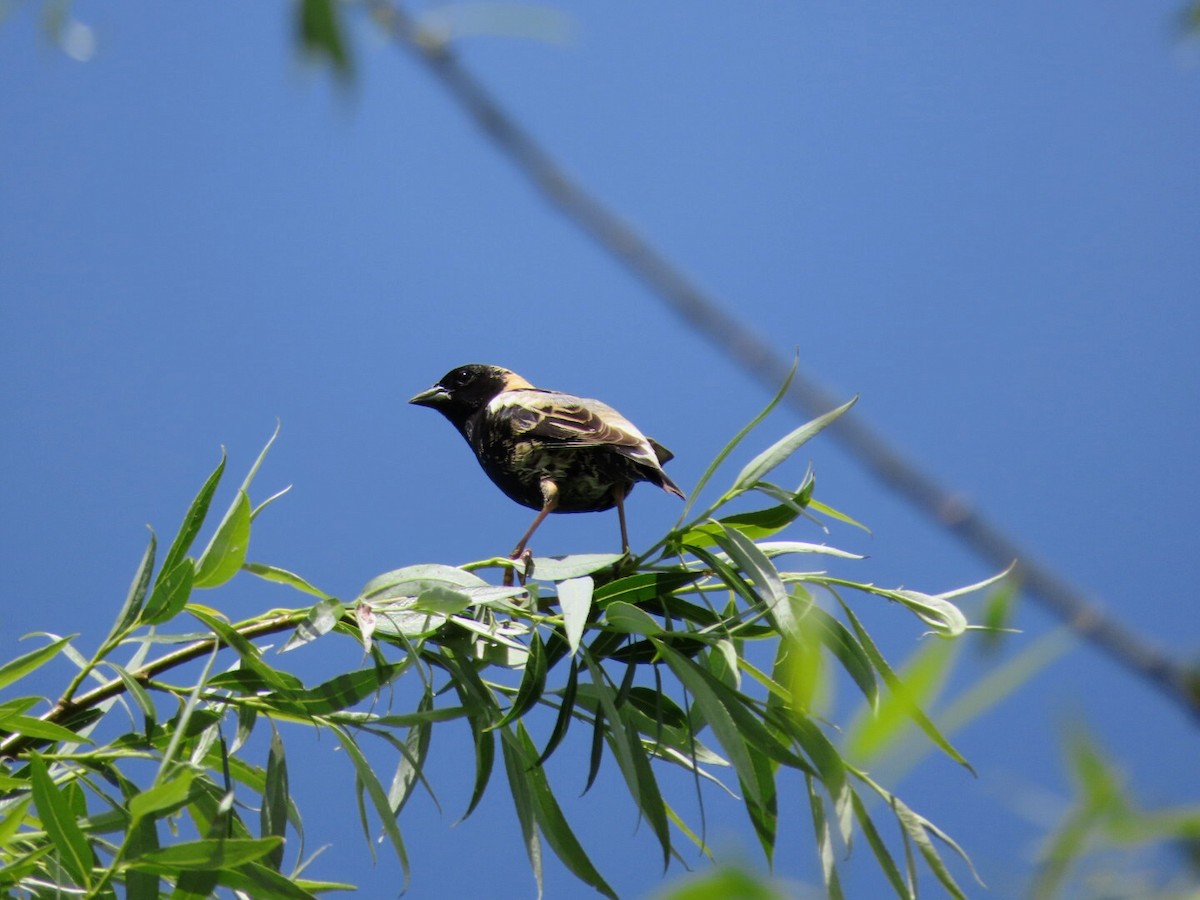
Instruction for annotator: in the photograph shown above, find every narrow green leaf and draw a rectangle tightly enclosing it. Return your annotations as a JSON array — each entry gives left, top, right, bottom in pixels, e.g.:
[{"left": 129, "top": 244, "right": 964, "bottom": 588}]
[
  {"left": 212, "top": 862, "right": 321, "bottom": 900},
  {"left": 107, "top": 528, "right": 156, "bottom": 642},
  {"left": 125, "top": 809, "right": 162, "bottom": 900},
  {"left": 558, "top": 576, "right": 594, "bottom": 656},
  {"left": 732, "top": 396, "right": 857, "bottom": 494},
  {"left": 806, "top": 774, "right": 845, "bottom": 899},
  {"left": 130, "top": 770, "right": 196, "bottom": 824},
  {"left": 503, "top": 723, "right": 617, "bottom": 899},
  {"left": 535, "top": 658, "right": 579, "bottom": 767},
  {"left": 680, "top": 351, "right": 798, "bottom": 520},
  {"left": 657, "top": 644, "right": 762, "bottom": 807},
  {"left": 593, "top": 570, "right": 704, "bottom": 607},
  {"left": 331, "top": 725, "right": 409, "bottom": 889},
  {"left": 0, "top": 635, "right": 73, "bottom": 691},
  {"left": 581, "top": 652, "right": 671, "bottom": 870},
  {"left": 188, "top": 608, "right": 301, "bottom": 694},
  {"left": 128, "top": 836, "right": 284, "bottom": 870},
  {"left": 892, "top": 589, "right": 968, "bottom": 638},
  {"left": 268, "top": 663, "right": 405, "bottom": 716},
  {"left": 804, "top": 606, "right": 878, "bottom": 708},
  {"left": 2, "top": 713, "right": 91, "bottom": 745},
  {"left": 160, "top": 450, "right": 226, "bottom": 581},
  {"left": 890, "top": 795, "right": 975, "bottom": 898},
  {"left": 261, "top": 726, "right": 288, "bottom": 871},
  {"left": 298, "top": 0, "right": 353, "bottom": 77},
  {"left": 530, "top": 554, "right": 623, "bottom": 581},
  {"left": 358, "top": 564, "right": 486, "bottom": 601},
  {"left": 412, "top": 585, "right": 474, "bottom": 615},
  {"left": 142, "top": 558, "right": 195, "bottom": 624},
  {"left": 194, "top": 490, "right": 251, "bottom": 588},
  {"left": 682, "top": 476, "right": 815, "bottom": 547},
  {"left": 105, "top": 661, "right": 157, "bottom": 735},
  {"left": 845, "top": 638, "right": 957, "bottom": 767},
  {"left": 604, "top": 600, "right": 663, "bottom": 636},
  {"left": 494, "top": 630, "right": 548, "bottom": 730},
  {"left": 0, "top": 796, "right": 31, "bottom": 847},
  {"left": 392, "top": 690, "right": 435, "bottom": 819},
  {"left": 243, "top": 561, "right": 331, "bottom": 600},
  {"left": 500, "top": 721, "right": 543, "bottom": 897},
  {"left": 710, "top": 523, "right": 795, "bottom": 636},
  {"left": 28, "top": 753, "right": 93, "bottom": 887},
  {"left": 838, "top": 600, "right": 974, "bottom": 775},
  {"left": 850, "top": 788, "right": 912, "bottom": 899},
  {"left": 281, "top": 597, "right": 345, "bottom": 652}
]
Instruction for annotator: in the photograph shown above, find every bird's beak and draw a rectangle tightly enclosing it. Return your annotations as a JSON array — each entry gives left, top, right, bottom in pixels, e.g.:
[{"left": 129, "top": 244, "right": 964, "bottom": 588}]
[{"left": 408, "top": 385, "right": 450, "bottom": 407}]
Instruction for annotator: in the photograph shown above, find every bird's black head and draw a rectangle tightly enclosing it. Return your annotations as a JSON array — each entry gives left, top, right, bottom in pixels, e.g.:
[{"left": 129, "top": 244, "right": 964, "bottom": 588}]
[{"left": 409, "top": 364, "right": 533, "bottom": 430}]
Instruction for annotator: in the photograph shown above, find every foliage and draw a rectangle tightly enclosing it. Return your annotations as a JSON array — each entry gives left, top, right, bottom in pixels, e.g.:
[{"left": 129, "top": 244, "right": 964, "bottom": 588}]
[{"left": 0, "top": 370, "right": 1003, "bottom": 898}]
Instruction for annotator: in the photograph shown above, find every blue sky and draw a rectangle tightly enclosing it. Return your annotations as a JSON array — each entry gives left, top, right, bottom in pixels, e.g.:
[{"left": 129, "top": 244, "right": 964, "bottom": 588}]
[{"left": 3, "top": 2, "right": 1199, "bottom": 896}]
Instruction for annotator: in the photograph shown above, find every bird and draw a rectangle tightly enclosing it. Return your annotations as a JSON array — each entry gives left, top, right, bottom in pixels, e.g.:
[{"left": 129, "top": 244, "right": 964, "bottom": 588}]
[{"left": 409, "top": 364, "right": 684, "bottom": 582}]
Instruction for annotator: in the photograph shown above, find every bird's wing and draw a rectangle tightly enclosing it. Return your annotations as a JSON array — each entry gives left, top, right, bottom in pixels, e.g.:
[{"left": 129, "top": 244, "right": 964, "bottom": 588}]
[{"left": 491, "top": 390, "right": 661, "bottom": 467}]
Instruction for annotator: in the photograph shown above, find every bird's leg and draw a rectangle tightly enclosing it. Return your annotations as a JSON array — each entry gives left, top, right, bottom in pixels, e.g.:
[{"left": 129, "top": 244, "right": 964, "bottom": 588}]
[
  {"left": 504, "top": 479, "right": 559, "bottom": 587},
  {"left": 615, "top": 489, "right": 630, "bottom": 555}
]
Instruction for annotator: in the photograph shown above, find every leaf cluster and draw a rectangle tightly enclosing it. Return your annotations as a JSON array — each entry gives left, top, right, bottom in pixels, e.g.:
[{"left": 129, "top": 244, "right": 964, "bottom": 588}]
[{"left": 0, "top": 372, "right": 1002, "bottom": 898}]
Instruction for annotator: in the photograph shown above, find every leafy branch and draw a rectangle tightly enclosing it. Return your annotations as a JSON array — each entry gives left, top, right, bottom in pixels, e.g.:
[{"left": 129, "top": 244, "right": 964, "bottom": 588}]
[{"left": 0, "top": 377, "right": 1002, "bottom": 898}]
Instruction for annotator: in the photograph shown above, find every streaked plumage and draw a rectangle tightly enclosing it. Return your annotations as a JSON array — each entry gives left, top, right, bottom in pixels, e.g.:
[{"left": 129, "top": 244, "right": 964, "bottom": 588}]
[{"left": 409, "top": 364, "right": 684, "bottom": 581}]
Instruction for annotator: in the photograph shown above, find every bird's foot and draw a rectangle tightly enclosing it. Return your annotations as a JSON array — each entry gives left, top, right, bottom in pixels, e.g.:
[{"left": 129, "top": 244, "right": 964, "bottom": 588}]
[{"left": 502, "top": 549, "right": 535, "bottom": 587}]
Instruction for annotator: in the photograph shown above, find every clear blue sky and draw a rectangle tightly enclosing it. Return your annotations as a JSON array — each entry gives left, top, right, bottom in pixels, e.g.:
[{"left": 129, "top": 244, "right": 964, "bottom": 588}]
[{"left": 3, "top": 2, "right": 1198, "bottom": 896}]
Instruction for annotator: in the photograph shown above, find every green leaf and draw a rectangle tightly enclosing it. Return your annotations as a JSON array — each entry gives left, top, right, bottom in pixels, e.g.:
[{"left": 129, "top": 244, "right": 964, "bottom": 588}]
[
  {"left": 412, "top": 585, "right": 474, "bottom": 615},
  {"left": 593, "top": 570, "right": 705, "bottom": 606},
  {"left": 261, "top": 727, "right": 288, "bottom": 871},
  {"left": 530, "top": 553, "right": 624, "bottom": 581},
  {"left": 265, "top": 663, "right": 406, "bottom": 716},
  {"left": 681, "top": 352, "right": 799, "bottom": 519},
  {"left": 558, "top": 576, "right": 594, "bottom": 656},
  {"left": 128, "top": 836, "right": 284, "bottom": 870},
  {"left": 494, "top": 630, "right": 548, "bottom": 730},
  {"left": 243, "top": 561, "right": 331, "bottom": 600},
  {"left": 142, "top": 558, "right": 195, "bottom": 624},
  {"left": 656, "top": 645, "right": 763, "bottom": 807},
  {"left": 28, "top": 753, "right": 93, "bottom": 887},
  {"left": 681, "top": 477, "right": 815, "bottom": 547},
  {"left": 731, "top": 396, "right": 857, "bottom": 494},
  {"left": 2, "top": 713, "right": 91, "bottom": 745},
  {"left": 892, "top": 589, "right": 968, "bottom": 638},
  {"left": 604, "top": 601, "right": 663, "bottom": 636},
  {"left": 850, "top": 788, "right": 913, "bottom": 899},
  {"left": 581, "top": 652, "right": 671, "bottom": 870},
  {"left": 0, "top": 635, "right": 73, "bottom": 691},
  {"left": 709, "top": 524, "right": 795, "bottom": 637},
  {"left": 194, "top": 490, "right": 251, "bottom": 588},
  {"left": 331, "top": 724, "right": 409, "bottom": 889},
  {"left": 298, "top": 0, "right": 353, "bottom": 77},
  {"left": 805, "top": 606, "right": 878, "bottom": 709},
  {"left": 105, "top": 661, "right": 157, "bottom": 735},
  {"left": 188, "top": 608, "right": 301, "bottom": 694},
  {"left": 838, "top": 600, "right": 975, "bottom": 775},
  {"left": 502, "top": 723, "right": 617, "bottom": 899},
  {"left": 845, "top": 637, "right": 957, "bottom": 766},
  {"left": 358, "top": 564, "right": 486, "bottom": 601},
  {"left": 159, "top": 450, "right": 225, "bottom": 580},
  {"left": 500, "top": 720, "right": 543, "bottom": 896},
  {"left": 806, "top": 774, "right": 845, "bottom": 899},
  {"left": 129, "top": 770, "right": 196, "bottom": 824},
  {"left": 535, "top": 657, "right": 579, "bottom": 767},
  {"left": 106, "top": 528, "right": 155, "bottom": 642},
  {"left": 281, "top": 597, "right": 344, "bottom": 652}
]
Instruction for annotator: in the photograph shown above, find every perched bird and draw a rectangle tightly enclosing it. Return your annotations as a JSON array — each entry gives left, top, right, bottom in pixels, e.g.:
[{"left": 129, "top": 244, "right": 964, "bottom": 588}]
[{"left": 409, "top": 364, "right": 684, "bottom": 580}]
